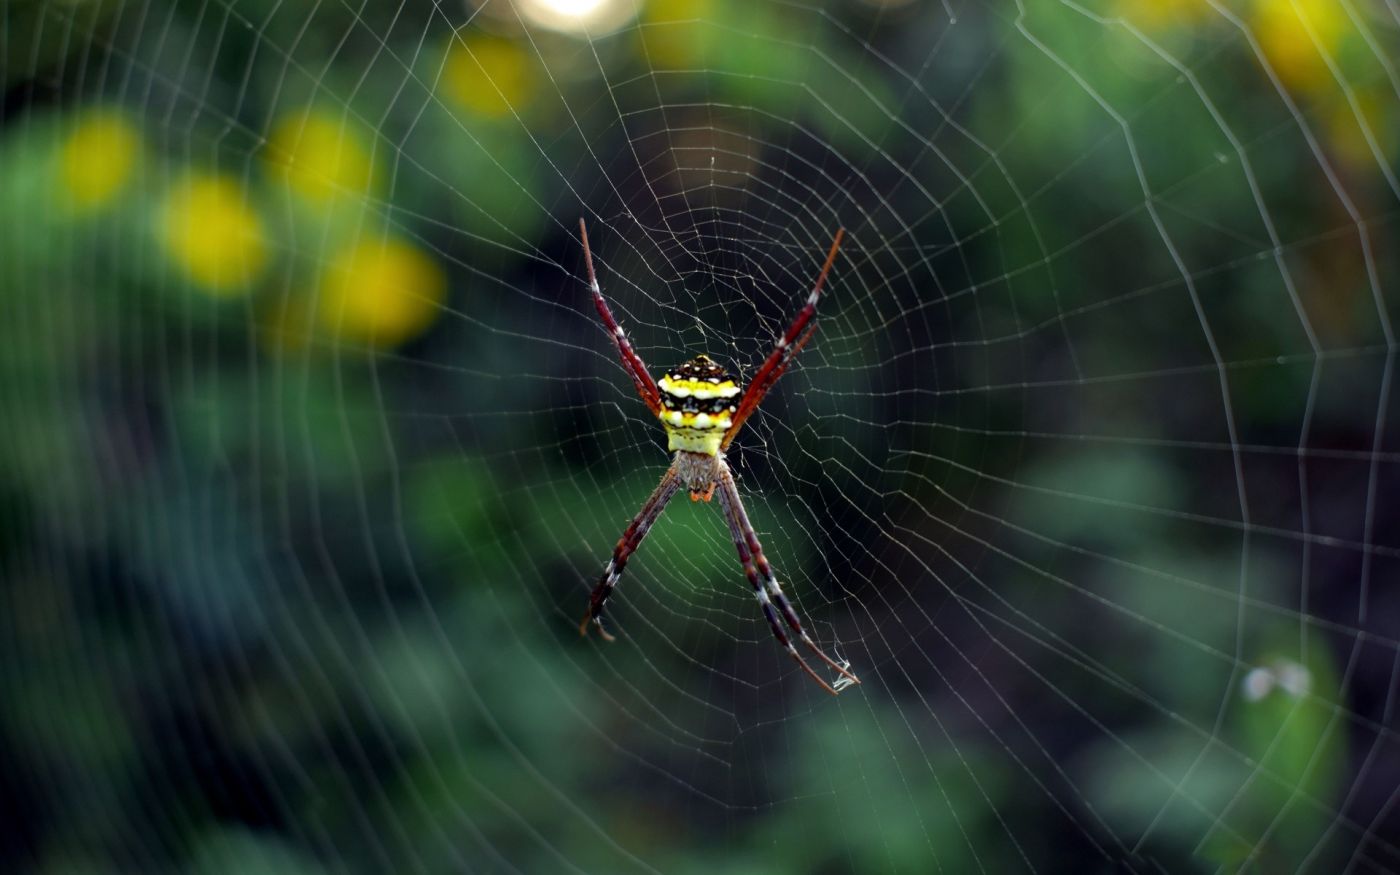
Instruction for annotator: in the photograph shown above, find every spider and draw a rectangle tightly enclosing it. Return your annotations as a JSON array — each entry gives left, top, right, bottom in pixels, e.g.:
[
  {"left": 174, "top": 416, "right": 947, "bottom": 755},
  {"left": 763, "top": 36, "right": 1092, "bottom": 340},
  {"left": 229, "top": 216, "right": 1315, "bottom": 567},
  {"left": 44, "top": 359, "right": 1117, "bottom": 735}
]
[{"left": 575, "top": 218, "right": 860, "bottom": 695}]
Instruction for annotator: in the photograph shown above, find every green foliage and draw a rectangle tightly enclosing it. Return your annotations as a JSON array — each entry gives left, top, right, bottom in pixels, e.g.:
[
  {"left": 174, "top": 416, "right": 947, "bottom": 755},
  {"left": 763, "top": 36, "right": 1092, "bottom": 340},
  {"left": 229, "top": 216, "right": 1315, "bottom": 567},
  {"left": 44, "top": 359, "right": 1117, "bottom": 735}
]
[{"left": 1, "top": 0, "right": 1386, "bottom": 871}]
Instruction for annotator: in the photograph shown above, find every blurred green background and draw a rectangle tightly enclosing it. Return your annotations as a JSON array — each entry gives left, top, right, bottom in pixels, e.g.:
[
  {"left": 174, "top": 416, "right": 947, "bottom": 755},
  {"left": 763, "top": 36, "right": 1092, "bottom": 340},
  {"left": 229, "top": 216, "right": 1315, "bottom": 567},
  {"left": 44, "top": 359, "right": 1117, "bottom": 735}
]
[{"left": 2, "top": 0, "right": 1399, "bottom": 871}]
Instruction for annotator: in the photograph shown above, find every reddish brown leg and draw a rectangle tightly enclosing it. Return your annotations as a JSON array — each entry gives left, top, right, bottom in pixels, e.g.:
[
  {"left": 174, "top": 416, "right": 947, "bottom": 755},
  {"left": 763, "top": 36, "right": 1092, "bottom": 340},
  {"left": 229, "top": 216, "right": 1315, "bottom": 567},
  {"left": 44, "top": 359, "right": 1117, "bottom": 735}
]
[
  {"left": 580, "top": 464, "right": 682, "bottom": 640},
  {"left": 579, "top": 218, "right": 662, "bottom": 416},
  {"left": 722, "top": 228, "right": 844, "bottom": 451},
  {"left": 714, "top": 465, "right": 860, "bottom": 694}
]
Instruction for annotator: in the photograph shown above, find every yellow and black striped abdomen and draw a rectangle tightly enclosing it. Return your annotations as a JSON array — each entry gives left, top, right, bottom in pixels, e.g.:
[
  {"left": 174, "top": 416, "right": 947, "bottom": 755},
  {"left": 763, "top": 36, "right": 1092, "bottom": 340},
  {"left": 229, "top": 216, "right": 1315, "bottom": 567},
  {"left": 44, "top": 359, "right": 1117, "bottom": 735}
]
[{"left": 658, "top": 354, "right": 740, "bottom": 456}]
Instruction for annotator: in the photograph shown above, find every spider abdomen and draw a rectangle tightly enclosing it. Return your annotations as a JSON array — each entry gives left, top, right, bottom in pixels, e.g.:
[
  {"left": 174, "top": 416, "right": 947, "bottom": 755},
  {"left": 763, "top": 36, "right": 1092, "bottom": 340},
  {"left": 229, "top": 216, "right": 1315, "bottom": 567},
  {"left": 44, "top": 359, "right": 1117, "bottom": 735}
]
[{"left": 658, "top": 354, "right": 740, "bottom": 456}]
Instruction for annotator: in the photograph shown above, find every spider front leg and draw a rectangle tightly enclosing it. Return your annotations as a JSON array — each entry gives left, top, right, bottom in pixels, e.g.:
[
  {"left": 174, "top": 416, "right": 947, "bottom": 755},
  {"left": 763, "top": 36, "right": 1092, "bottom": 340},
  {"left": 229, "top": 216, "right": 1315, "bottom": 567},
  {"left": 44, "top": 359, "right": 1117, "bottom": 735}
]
[
  {"left": 715, "top": 464, "right": 860, "bottom": 695},
  {"left": 580, "top": 465, "right": 682, "bottom": 640},
  {"left": 722, "top": 228, "right": 844, "bottom": 451},
  {"left": 579, "top": 218, "right": 662, "bottom": 416}
]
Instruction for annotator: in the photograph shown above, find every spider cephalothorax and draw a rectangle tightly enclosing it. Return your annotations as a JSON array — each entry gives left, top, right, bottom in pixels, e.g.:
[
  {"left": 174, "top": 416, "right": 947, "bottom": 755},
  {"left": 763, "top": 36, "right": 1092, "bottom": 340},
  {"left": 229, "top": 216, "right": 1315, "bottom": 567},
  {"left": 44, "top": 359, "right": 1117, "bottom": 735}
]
[{"left": 575, "top": 218, "right": 860, "bottom": 695}]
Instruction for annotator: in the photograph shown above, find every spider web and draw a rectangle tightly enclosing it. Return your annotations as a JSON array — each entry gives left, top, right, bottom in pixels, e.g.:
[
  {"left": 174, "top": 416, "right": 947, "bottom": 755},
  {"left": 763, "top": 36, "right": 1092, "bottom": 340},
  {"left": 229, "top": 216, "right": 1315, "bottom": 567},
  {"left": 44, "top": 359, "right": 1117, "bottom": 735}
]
[{"left": 2, "top": 0, "right": 1399, "bottom": 871}]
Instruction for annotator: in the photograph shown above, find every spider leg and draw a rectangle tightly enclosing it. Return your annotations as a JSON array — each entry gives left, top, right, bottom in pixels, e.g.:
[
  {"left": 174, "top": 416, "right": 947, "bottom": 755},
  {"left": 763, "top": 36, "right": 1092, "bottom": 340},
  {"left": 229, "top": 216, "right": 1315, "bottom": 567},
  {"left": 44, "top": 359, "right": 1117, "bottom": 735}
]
[
  {"left": 580, "top": 463, "right": 682, "bottom": 641},
  {"left": 721, "top": 228, "right": 844, "bottom": 451},
  {"left": 731, "top": 321, "right": 817, "bottom": 430},
  {"left": 579, "top": 218, "right": 662, "bottom": 416},
  {"left": 715, "top": 464, "right": 860, "bottom": 694}
]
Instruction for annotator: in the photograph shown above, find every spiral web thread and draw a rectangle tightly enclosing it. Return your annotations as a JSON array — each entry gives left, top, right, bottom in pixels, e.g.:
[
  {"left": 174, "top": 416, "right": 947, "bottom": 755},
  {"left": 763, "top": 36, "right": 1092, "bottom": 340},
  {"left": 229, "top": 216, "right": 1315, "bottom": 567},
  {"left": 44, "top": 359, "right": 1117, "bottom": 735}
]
[{"left": 2, "top": 0, "right": 1399, "bottom": 871}]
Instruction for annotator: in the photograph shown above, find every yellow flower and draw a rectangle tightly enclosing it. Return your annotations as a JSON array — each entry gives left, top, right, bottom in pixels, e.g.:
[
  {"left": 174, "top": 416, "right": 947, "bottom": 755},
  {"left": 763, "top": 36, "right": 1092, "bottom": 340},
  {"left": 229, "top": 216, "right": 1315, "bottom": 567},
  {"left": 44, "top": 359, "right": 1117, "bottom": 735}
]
[
  {"left": 159, "top": 173, "right": 268, "bottom": 295},
  {"left": 59, "top": 109, "right": 141, "bottom": 211},
  {"left": 318, "top": 236, "right": 446, "bottom": 347},
  {"left": 1326, "top": 83, "right": 1395, "bottom": 173},
  {"left": 442, "top": 33, "right": 536, "bottom": 119},
  {"left": 1252, "top": 0, "right": 1349, "bottom": 92},
  {"left": 263, "top": 109, "right": 377, "bottom": 206}
]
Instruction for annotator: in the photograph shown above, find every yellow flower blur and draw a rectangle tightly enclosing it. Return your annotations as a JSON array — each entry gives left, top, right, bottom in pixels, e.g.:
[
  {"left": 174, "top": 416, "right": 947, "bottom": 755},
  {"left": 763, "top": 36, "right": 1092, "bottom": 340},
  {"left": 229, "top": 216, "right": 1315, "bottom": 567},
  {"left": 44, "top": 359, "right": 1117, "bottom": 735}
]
[
  {"left": 1252, "top": 0, "right": 1348, "bottom": 92},
  {"left": 318, "top": 237, "right": 446, "bottom": 347},
  {"left": 264, "top": 109, "right": 378, "bottom": 205},
  {"left": 160, "top": 173, "right": 268, "bottom": 295},
  {"left": 59, "top": 109, "right": 141, "bottom": 211},
  {"left": 442, "top": 33, "right": 536, "bottom": 119},
  {"left": 1327, "top": 84, "right": 1395, "bottom": 172}
]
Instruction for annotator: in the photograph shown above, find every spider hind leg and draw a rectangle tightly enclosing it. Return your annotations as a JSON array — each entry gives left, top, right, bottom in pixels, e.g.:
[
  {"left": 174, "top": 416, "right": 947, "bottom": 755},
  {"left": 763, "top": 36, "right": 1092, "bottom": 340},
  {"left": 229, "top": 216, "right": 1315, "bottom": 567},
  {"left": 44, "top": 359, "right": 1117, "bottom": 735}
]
[
  {"left": 714, "top": 463, "right": 860, "bottom": 695},
  {"left": 580, "top": 466, "right": 682, "bottom": 640}
]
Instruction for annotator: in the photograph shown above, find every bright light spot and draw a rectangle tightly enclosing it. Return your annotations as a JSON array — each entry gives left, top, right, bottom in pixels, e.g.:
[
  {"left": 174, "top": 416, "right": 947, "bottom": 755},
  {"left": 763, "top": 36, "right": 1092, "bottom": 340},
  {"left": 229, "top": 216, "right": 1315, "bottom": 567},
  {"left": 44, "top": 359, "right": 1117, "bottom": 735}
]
[
  {"left": 514, "top": 0, "right": 639, "bottom": 35},
  {"left": 1276, "top": 661, "right": 1312, "bottom": 698},
  {"left": 1242, "top": 659, "right": 1312, "bottom": 702},
  {"left": 1242, "top": 667, "right": 1274, "bottom": 702},
  {"left": 537, "top": 0, "right": 605, "bottom": 15}
]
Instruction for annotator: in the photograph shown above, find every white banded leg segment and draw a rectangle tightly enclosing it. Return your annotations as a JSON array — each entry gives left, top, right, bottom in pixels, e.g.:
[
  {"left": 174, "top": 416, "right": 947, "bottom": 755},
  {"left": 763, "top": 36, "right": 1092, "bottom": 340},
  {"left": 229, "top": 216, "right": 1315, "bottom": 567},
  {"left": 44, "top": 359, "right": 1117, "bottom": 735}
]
[
  {"left": 749, "top": 528, "right": 846, "bottom": 668},
  {"left": 580, "top": 466, "right": 682, "bottom": 639},
  {"left": 752, "top": 586, "right": 796, "bottom": 653},
  {"left": 715, "top": 465, "right": 859, "bottom": 694},
  {"left": 721, "top": 499, "right": 798, "bottom": 654}
]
